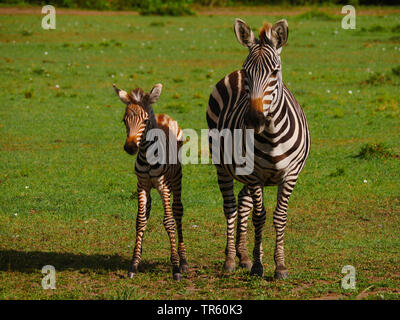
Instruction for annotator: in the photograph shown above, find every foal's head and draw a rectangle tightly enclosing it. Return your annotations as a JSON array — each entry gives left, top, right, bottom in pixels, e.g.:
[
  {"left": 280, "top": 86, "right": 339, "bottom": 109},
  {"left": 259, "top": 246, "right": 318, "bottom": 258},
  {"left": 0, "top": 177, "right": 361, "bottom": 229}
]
[{"left": 113, "top": 83, "right": 162, "bottom": 155}]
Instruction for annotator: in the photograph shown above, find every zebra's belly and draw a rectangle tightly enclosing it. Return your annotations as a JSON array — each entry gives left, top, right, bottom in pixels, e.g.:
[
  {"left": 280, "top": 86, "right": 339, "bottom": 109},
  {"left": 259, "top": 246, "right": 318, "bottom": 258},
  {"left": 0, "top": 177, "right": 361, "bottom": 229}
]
[
  {"left": 262, "top": 170, "right": 286, "bottom": 186},
  {"left": 135, "top": 161, "right": 181, "bottom": 189},
  {"left": 219, "top": 162, "right": 286, "bottom": 186},
  {"left": 135, "top": 162, "right": 168, "bottom": 178},
  {"left": 135, "top": 169, "right": 167, "bottom": 191}
]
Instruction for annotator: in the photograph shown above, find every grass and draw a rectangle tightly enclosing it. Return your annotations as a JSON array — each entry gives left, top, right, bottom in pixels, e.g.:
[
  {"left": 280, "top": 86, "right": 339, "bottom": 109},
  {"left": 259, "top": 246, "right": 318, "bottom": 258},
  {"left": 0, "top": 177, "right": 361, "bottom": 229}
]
[
  {"left": 293, "top": 9, "right": 337, "bottom": 21},
  {"left": 356, "top": 143, "right": 398, "bottom": 160},
  {"left": 0, "top": 8, "right": 400, "bottom": 300}
]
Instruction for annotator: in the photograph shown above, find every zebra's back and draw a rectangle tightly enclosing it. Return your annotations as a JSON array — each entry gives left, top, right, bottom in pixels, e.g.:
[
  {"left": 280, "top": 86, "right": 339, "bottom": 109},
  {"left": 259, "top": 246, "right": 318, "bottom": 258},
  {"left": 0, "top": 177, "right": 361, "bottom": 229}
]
[{"left": 155, "top": 113, "right": 183, "bottom": 148}]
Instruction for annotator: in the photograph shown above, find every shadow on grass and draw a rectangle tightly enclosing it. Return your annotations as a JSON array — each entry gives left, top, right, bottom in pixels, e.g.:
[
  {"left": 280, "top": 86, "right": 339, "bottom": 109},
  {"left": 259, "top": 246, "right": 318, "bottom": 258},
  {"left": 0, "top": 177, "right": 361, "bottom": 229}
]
[{"left": 0, "top": 250, "right": 167, "bottom": 275}]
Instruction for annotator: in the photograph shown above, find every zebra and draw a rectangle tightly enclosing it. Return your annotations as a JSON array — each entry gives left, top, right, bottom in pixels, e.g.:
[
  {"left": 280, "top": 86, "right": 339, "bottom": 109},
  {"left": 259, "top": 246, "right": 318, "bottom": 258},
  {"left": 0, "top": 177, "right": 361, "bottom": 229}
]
[
  {"left": 206, "top": 19, "right": 310, "bottom": 279},
  {"left": 113, "top": 83, "right": 189, "bottom": 281}
]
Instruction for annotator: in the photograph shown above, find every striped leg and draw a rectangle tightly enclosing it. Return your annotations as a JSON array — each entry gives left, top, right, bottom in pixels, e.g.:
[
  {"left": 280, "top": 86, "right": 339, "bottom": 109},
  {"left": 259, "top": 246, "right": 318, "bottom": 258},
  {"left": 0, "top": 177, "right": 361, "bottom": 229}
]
[
  {"left": 157, "top": 179, "right": 181, "bottom": 281},
  {"left": 139, "top": 193, "right": 151, "bottom": 256},
  {"left": 171, "top": 168, "right": 188, "bottom": 273},
  {"left": 216, "top": 165, "right": 237, "bottom": 272},
  {"left": 138, "top": 193, "right": 151, "bottom": 257},
  {"left": 248, "top": 184, "right": 266, "bottom": 277},
  {"left": 128, "top": 181, "right": 151, "bottom": 278},
  {"left": 273, "top": 180, "right": 296, "bottom": 279},
  {"left": 236, "top": 185, "right": 253, "bottom": 270},
  {"left": 145, "top": 193, "right": 151, "bottom": 220}
]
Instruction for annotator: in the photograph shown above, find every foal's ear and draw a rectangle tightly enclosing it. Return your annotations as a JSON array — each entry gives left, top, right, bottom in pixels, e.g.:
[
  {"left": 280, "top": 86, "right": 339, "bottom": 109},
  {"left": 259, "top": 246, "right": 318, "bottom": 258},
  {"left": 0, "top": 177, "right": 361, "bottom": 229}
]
[
  {"left": 271, "top": 19, "right": 289, "bottom": 54},
  {"left": 113, "top": 84, "right": 130, "bottom": 104},
  {"left": 148, "top": 83, "right": 163, "bottom": 104},
  {"left": 234, "top": 18, "right": 256, "bottom": 48}
]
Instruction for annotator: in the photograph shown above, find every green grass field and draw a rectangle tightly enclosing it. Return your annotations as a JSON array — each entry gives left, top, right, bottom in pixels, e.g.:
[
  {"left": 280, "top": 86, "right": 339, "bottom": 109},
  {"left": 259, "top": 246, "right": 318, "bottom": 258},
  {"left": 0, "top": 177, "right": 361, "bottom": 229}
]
[{"left": 0, "top": 7, "right": 399, "bottom": 300}]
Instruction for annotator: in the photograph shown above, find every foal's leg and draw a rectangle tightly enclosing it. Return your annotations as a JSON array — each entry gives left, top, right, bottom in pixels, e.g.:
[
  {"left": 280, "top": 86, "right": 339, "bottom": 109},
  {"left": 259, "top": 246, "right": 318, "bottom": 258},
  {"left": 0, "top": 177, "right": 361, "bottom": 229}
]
[
  {"left": 138, "top": 193, "right": 151, "bottom": 256},
  {"left": 236, "top": 185, "right": 253, "bottom": 270},
  {"left": 248, "top": 184, "right": 266, "bottom": 277},
  {"left": 171, "top": 166, "right": 188, "bottom": 273},
  {"left": 216, "top": 165, "right": 237, "bottom": 272},
  {"left": 273, "top": 180, "right": 296, "bottom": 279},
  {"left": 128, "top": 181, "right": 151, "bottom": 278},
  {"left": 156, "top": 178, "right": 181, "bottom": 280}
]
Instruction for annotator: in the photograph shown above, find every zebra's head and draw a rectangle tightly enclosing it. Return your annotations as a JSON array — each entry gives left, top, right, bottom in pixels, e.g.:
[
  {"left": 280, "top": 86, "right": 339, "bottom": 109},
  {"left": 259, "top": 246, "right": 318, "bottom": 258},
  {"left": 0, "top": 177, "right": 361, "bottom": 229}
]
[
  {"left": 113, "top": 83, "right": 162, "bottom": 155},
  {"left": 234, "top": 18, "right": 289, "bottom": 134}
]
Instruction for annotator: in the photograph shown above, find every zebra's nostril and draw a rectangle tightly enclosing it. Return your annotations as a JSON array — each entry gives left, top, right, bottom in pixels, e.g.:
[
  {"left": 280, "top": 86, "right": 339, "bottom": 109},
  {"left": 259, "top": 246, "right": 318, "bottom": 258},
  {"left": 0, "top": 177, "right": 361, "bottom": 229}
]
[
  {"left": 245, "top": 108, "right": 265, "bottom": 133},
  {"left": 124, "top": 143, "right": 137, "bottom": 155}
]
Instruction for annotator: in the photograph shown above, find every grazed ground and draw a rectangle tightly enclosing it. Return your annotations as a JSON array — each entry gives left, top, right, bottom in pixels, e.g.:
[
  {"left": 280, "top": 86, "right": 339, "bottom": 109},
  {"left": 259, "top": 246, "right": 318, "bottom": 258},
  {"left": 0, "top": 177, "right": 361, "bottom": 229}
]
[
  {"left": 0, "top": 7, "right": 399, "bottom": 300},
  {"left": 1, "top": 5, "right": 400, "bottom": 16}
]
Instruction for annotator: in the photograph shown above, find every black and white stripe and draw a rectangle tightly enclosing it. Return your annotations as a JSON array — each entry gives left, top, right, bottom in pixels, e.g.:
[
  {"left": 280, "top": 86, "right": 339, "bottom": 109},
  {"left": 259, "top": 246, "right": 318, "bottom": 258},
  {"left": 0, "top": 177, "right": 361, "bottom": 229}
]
[
  {"left": 114, "top": 84, "right": 188, "bottom": 281},
  {"left": 206, "top": 19, "right": 310, "bottom": 279}
]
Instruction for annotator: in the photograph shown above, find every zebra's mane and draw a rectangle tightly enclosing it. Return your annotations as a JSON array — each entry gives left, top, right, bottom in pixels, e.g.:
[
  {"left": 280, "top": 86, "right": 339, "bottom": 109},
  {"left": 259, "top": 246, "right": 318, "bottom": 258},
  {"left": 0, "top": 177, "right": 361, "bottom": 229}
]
[{"left": 259, "top": 22, "right": 274, "bottom": 47}]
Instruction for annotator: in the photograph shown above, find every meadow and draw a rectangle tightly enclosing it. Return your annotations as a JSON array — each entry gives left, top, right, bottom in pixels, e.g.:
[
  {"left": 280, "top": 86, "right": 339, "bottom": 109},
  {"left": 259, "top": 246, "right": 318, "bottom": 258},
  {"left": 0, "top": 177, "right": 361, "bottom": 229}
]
[{"left": 0, "top": 7, "right": 399, "bottom": 300}]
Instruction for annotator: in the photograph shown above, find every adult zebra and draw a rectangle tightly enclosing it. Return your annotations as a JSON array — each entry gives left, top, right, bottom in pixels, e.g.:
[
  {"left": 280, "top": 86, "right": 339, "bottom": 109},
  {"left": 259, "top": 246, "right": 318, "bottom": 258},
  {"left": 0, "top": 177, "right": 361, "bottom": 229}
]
[{"left": 206, "top": 19, "right": 310, "bottom": 279}]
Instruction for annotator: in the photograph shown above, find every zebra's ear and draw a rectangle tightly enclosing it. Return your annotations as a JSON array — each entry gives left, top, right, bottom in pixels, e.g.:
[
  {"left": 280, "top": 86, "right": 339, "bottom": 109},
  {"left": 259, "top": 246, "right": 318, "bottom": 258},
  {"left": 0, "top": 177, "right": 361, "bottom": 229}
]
[
  {"left": 113, "top": 84, "right": 130, "bottom": 104},
  {"left": 234, "top": 18, "right": 256, "bottom": 48},
  {"left": 271, "top": 19, "right": 289, "bottom": 53},
  {"left": 148, "top": 83, "right": 163, "bottom": 105}
]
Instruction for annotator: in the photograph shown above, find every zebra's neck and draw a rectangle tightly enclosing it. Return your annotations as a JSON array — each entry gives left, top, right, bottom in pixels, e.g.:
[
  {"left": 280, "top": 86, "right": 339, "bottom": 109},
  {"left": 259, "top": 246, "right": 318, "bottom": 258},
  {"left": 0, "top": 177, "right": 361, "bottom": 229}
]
[
  {"left": 261, "top": 87, "right": 287, "bottom": 136},
  {"left": 138, "top": 116, "right": 158, "bottom": 159},
  {"left": 148, "top": 108, "right": 157, "bottom": 129}
]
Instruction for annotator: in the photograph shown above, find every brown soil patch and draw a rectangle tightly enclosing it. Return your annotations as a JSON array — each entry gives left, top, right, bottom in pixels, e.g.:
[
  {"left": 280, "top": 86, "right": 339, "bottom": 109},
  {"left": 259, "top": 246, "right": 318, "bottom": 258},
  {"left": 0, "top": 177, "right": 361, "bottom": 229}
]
[
  {"left": 194, "top": 6, "right": 400, "bottom": 16},
  {"left": 356, "top": 287, "right": 400, "bottom": 300},
  {"left": 194, "top": 6, "right": 309, "bottom": 16},
  {"left": 195, "top": 6, "right": 400, "bottom": 16},
  {"left": 0, "top": 7, "right": 139, "bottom": 16},
  {"left": 312, "top": 293, "right": 343, "bottom": 300},
  {"left": 1, "top": 6, "right": 399, "bottom": 16}
]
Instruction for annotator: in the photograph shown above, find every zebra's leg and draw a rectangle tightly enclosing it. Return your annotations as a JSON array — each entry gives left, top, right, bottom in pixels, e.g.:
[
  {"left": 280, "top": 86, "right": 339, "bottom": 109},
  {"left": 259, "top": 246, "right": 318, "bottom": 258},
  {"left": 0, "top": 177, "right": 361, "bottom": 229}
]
[
  {"left": 157, "top": 179, "right": 181, "bottom": 281},
  {"left": 128, "top": 182, "right": 150, "bottom": 278},
  {"left": 145, "top": 193, "right": 151, "bottom": 220},
  {"left": 139, "top": 193, "right": 151, "bottom": 256},
  {"left": 236, "top": 185, "right": 252, "bottom": 270},
  {"left": 216, "top": 165, "right": 237, "bottom": 273},
  {"left": 248, "top": 184, "right": 266, "bottom": 277},
  {"left": 171, "top": 167, "right": 188, "bottom": 273},
  {"left": 273, "top": 180, "right": 295, "bottom": 280}
]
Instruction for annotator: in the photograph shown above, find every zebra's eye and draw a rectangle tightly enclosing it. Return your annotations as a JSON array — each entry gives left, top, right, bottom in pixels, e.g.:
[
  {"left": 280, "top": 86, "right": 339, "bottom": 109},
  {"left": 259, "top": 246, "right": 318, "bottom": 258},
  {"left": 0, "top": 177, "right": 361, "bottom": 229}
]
[{"left": 271, "top": 69, "right": 279, "bottom": 77}]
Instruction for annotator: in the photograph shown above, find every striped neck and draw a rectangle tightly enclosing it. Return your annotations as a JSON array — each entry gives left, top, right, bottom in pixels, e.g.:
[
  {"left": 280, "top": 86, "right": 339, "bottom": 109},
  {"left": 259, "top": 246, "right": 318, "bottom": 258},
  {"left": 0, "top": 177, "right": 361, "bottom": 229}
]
[
  {"left": 262, "top": 85, "right": 287, "bottom": 136},
  {"left": 138, "top": 115, "right": 157, "bottom": 152}
]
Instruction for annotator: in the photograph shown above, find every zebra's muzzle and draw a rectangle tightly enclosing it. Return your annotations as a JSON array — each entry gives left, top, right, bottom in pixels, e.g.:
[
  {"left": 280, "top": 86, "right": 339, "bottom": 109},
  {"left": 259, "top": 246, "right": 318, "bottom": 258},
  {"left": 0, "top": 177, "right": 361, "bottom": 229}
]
[
  {"left": 245, "top": 107, "right": 266, "bottom": 134},
  {"left": 124, "top": 142, "right": 138, "bottom": 155}
]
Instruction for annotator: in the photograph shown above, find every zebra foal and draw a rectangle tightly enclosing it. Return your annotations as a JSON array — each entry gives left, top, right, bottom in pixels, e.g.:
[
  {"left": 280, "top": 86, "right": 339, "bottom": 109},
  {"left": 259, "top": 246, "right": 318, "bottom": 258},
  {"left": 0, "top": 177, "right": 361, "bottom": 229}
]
[
  {"left": 206, "top": 19, "right": 310, "bottom": 279},
  {"left": 113, "top": 83, "right": 188, "bottom": 281}
]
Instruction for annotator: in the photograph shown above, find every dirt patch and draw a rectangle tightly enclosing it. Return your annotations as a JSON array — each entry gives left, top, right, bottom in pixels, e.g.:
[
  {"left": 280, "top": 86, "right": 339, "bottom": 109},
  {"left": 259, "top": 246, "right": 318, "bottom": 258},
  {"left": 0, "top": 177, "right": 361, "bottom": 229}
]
[
  {"left": 312, "top": 293, "right": 343, "bottom": 300},
  {"left": 193, "top": 6, "right": 400, "bottom": 16},
  {"left": 0, "top": 7, "right": 139, "bottom": 16},
  {"left": 356, "top": 286, "right": 400, "bottom": 300},
  {"left": 194, "top": 6, "right": 308, "bottom": 16},
  {"left": 1, "top": 6, "right": 399, "bottom": 16},
  {"left": 292, "top": 282, "right": 312, "bottom": 295}
]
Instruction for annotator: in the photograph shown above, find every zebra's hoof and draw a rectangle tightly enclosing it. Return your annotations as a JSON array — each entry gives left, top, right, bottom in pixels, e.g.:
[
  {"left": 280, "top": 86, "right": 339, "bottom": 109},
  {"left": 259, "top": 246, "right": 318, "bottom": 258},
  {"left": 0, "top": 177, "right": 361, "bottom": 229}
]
[
  {"left": 173, "top": 273, "right": 182, "bottom": 281},
  {"left": 239, "top": 260, "right": 253, "bottom": 271},
  {"left": 127, "top": 272, "right": 136, "bottom": 279},
  {"left": 223, "top": 259, "right": 236, "bottom": 273},
  {"left": 180, "top": 261, "right": 189, "bottom": 273},
  {"left": 250, "top": 263, "right": 264, "bottom": 277},
  {"left": 274, "top": 268, "right": 289, "bottom": 280}
]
